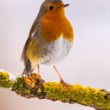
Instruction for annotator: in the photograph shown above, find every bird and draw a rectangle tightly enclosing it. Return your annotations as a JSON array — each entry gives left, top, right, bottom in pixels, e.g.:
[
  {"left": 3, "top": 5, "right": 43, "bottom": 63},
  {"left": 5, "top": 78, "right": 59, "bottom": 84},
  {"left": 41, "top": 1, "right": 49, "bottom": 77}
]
[{"left": 21, "top": 0, "right": 74, "bottom": 84}]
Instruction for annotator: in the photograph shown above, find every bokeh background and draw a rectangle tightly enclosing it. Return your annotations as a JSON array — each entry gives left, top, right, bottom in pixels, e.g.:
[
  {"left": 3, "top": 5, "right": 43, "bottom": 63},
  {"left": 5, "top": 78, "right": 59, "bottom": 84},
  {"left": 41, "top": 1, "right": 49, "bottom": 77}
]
[{"left": 0, "top": 0, "right": 110, "bottom": 110}]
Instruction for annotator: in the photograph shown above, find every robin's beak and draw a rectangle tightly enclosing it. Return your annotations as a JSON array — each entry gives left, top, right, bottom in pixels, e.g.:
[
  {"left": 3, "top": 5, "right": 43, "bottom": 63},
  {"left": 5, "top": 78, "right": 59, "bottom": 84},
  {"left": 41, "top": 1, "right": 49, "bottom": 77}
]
[
  {"left": 63, "top": 4, "right": 70, "bottom": 7},
  {"left": 59, "top": 4, "right": 70, "bottom": 9}
]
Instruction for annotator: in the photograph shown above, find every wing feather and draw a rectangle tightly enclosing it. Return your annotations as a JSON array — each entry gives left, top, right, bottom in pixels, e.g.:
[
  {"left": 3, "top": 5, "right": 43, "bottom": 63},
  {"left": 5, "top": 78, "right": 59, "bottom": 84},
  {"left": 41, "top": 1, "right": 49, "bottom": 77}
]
[{"left": 21, "top": 20, "right": 39, "bottom": 63}]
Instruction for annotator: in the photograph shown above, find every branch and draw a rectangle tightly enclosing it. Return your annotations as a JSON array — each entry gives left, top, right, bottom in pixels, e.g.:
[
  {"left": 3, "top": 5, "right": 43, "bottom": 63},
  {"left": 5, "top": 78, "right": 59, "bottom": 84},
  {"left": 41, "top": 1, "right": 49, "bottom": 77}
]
[{"left": 0, "top": 71, "right": 110, "bottom": 110}]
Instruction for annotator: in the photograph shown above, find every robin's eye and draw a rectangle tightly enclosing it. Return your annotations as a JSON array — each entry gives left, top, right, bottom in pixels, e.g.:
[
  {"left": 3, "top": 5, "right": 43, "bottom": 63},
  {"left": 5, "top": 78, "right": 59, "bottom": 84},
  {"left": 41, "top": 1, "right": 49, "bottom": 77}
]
[{"left": 48, "top": 5, "right": 54, "bottom": 11}]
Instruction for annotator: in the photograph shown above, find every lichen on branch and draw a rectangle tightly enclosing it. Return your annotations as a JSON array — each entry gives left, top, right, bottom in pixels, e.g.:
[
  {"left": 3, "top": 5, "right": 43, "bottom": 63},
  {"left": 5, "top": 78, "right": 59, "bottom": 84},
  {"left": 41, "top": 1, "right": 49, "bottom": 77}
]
[{"left": 0, "top": 71, "right": 110, "bottom": 110}]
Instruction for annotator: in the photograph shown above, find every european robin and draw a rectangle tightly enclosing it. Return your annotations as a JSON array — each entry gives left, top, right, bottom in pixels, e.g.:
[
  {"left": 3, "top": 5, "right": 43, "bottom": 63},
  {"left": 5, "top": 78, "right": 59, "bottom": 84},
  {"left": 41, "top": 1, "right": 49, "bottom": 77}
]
[{"left": 21, "top": 0, "right": 74, "bottom": 84}]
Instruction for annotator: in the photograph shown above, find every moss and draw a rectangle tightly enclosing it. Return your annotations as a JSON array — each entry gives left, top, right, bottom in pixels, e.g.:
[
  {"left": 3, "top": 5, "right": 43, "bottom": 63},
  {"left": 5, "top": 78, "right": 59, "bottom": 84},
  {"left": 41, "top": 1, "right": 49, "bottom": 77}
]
[
  {"left": 43, "top": 82, "right": 110, "bottom": 109},
  {"left": 0, "top": 71, "right": 110, "bottom": 109},
  {"left": 12, "top": 74, "right": 45, "bottom": 98},
  {"left": 12, "top": 77, "right": 31, "bottom": 96},
  {"left": 0, "top": 71, "right": 13, "bottom": 88},
  {"left": 44, "top": 82, "right": 72, "bottom": 101}
]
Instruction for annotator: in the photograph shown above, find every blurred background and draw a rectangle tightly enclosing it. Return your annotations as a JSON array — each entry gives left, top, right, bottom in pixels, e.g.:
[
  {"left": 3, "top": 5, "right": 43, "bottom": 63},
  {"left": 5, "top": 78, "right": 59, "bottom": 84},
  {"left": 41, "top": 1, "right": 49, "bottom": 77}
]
[{"left": 0, "top": 0, "right": 110, "bottom": 110}]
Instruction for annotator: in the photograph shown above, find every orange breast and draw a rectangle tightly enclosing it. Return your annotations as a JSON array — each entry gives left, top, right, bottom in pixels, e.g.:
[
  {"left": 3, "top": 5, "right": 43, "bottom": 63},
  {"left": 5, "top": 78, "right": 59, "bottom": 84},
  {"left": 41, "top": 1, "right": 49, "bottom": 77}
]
[{"left": 40, "top": 11, "right": 74, "bottom": 43}]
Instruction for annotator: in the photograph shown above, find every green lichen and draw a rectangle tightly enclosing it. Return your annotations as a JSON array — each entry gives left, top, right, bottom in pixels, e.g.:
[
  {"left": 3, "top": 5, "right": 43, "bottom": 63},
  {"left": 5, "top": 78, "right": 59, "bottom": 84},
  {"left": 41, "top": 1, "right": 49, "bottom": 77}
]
[
  {"left": 12, "top": 77, "right": 30, "bottom": 96},
  {"left": 0, "top": 71, "right": 13, "bottom": 88},
  {"left": 0, "top": 71, "right": 110, "bottom": 110},
  {"left": 43, "top": 82, "right": 110, "bottom": 110},
  {"left": 43, "top": 82, "right": 71, "bottom": 101}
]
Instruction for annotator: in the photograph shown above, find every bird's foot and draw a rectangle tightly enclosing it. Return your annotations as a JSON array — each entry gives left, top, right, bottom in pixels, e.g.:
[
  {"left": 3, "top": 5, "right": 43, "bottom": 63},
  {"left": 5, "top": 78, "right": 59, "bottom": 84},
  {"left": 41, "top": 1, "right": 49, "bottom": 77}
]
[{"left": 60, "top": 79, "right": 71, "bottom": 91}]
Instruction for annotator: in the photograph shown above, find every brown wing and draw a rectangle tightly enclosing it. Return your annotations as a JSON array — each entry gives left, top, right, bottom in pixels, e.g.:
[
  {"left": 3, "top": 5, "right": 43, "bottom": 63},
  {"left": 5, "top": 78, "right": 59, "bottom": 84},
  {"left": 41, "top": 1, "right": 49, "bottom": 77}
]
[
  {"left": 21, "top": 20, "right": 38, "bottom": 63},
  {"left": 21, "top": 20, "right": 39, "bottom": 75}
]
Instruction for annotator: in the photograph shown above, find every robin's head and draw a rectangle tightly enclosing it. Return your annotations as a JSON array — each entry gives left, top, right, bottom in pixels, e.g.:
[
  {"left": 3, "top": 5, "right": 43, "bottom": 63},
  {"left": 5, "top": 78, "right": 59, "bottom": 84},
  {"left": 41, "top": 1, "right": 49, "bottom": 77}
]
[
  {"left": 37, "top": 0, "right": 69, "bottom": 19},
  {"left": 36, "top": 0, "right": 73, "bottom": 43}
]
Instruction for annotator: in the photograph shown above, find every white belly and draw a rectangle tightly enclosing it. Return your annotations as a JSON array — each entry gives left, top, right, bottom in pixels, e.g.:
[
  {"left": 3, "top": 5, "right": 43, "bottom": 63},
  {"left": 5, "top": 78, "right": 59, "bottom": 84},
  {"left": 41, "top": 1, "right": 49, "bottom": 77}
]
[{"left": 40, "top": 37, "right": 73, "bottom": 65}]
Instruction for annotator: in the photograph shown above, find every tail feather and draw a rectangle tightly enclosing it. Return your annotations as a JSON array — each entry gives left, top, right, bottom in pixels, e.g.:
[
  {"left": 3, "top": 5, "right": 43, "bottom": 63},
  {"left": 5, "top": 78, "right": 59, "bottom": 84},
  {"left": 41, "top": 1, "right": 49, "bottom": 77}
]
[
  {"left": 21, "top": 38, "right": 33, "bottom": 76},
  {"left": 22, "top": 59, "right": 34, "bottom": 76}
]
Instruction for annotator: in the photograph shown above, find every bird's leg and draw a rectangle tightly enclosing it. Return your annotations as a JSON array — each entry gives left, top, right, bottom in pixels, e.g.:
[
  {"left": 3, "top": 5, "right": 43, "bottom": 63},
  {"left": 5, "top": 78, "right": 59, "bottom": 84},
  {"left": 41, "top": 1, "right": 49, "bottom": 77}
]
[
  {"left": 53, "top": 65, "right": 70, "bottom": 90},
  {"left": 53, "top": 65, "right": 63, "bottom": 82},
  {"left": 37, "top": 64, "right": 40, "bottom": 75}
]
